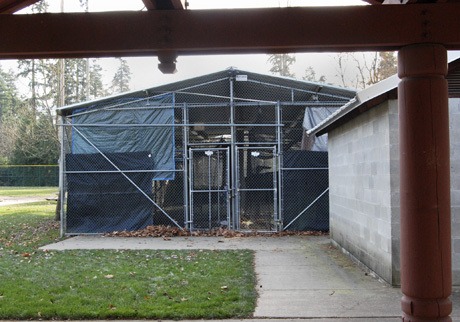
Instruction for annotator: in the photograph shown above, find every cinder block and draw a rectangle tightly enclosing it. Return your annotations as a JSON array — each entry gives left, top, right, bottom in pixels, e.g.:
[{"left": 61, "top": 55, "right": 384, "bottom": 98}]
[{"left": 455, "top": 239, "right": 460, "bottom": 254}]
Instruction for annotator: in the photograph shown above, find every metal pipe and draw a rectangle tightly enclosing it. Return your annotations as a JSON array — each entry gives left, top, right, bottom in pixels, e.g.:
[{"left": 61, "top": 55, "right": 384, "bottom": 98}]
[
  {"left": 182, "top": 102, "right": 190, "bottom": 230},
  {"left": 64, "top": 170, "right": 182, "bottom": 174},
  {"left": 68, "top": 93, "right": 173, "bottom": 117},
  {"left": 64, "top": 123, "right": 285, "bottom": 127},
  {"left": 276, "top": 102, "right": 283, "bottom": 231},
  {"left": 230, "top": 76, "right": 237, "bottom": 230},
  {"left": 59, "top": 116, "right": 65, "bottom": 237},
  {"left": 225, "top": 147, "right": 231, "bottom": 228},
  {"left": 281, "top": 167, "right": 328, "bottom": 171},
  {"left": 189, "top": 149, "right": 194, "bottom": 231},
  {"left": 245, "top": 79, "right": 352, "bottom": 100}
]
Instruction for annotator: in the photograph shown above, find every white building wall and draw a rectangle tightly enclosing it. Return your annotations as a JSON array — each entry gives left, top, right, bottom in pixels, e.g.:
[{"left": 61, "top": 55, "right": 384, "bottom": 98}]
[
  {"left": 328, "top": 101, "right": 396, "bottom": 284},
  {"left": 328, "top": 98, "right": 460, "bottom": 285}
]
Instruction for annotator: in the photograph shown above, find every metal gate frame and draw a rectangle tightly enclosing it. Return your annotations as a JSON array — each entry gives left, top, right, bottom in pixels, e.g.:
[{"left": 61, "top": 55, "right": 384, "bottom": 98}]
[
  {"left": 234, "top": 145, "right": 279, "bottom": 231},
  {"left": 187, "top": 147, "right": 230, "bottom": 231}
]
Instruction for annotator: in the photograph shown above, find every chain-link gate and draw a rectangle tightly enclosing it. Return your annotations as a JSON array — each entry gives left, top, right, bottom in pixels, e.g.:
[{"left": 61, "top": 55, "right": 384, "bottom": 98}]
[
  {"left": 235, "top": 146, "right": 279, "bottom": 231},
  {"left": 189, "top": 148, "right": 230, "bottom": 230}
]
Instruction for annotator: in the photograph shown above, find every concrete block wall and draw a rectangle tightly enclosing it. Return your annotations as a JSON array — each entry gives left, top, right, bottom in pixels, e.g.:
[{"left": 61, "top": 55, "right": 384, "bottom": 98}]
[
  {"left": 328, "top": 100, "right": 397, "bottom": 284},
  {"left": 328, "top": 98, "right": 460, "bottom": 285}
]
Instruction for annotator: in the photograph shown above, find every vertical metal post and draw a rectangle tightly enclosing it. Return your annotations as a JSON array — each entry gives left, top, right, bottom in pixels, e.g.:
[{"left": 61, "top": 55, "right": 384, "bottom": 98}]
[
  {"left": 188, "top": 148, "right": 194, "bottom": 231},
  {"left": 216, "top": 150, "right": 221, "bottom": 225},
  {"left": 59, "top": 115, "right": 66, "bottom": 237},
  {"left": 234, "top": 146, "right": 240, "bottom": 230},
  {"left": 207, "top": 153, "right": 212, "bottom": 229},
  {"left": 272, "top": 145, "right": 278, "bottom": 232},
  {"left": 399, "top": 44, "right": 452, "bottom": 322},
  {"left": 229, "top": 76, "right": 237, "bottom": 230},
  {"left": 182, "top": 102, "right": 190, "bottom": 230},
  {"left": 225, "top": 147, "right": 231, "bottom": 228},
  {"left": 276, "top": 102, "right": 283, "bottom": 231}
]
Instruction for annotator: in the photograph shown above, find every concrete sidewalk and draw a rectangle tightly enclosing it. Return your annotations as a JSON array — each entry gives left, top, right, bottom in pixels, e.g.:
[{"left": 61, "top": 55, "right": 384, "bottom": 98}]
[
  {"left": 0, "top": 196, "right": 46, "bottom": 206},
  {"left": 42, "top": 235, "right": 460, "bottom": 320}
]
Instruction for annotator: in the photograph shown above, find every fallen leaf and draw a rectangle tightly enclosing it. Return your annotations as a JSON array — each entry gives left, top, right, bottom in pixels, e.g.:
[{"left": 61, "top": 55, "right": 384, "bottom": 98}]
[
  {"left": 103, "top": 225, "right": 326, "bottom": 238},
  {"left": 104, "top": 274, "right": 114, "bottom": 279},
  {"left": 220, "top": 285, "right": 228, "bottom": 290}
]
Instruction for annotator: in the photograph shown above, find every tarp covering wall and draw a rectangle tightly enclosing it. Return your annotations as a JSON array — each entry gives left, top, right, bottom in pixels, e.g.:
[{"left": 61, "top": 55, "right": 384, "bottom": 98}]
[
  {"left": 302, "top": 108, "right": 336, "bottom": 151},
  {"left": 282, "top": 151, "right": 329, "bottom": 231},
  {"left": 65, "top": 151, "right": 154, "bottom": 233},
  {"left": 71, "top": 94, "right": 175, "bottom": 180}
]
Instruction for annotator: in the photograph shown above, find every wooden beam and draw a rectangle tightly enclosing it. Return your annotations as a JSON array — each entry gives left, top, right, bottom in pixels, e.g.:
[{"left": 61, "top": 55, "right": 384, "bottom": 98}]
[
  {"left": 1, "top": 4, "right": 460, "bottom": 59},
  {"left": 0, "top": 0, "right": 40, "bottom": 14},
  {"left": 142, "top": 0, "right": 186, "bottom": 10}
]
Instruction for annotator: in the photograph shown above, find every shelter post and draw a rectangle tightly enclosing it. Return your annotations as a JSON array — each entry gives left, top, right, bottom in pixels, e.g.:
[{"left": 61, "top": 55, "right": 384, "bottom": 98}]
[{"left": 398, "top": 44, "right": 452, "bottom": 321}]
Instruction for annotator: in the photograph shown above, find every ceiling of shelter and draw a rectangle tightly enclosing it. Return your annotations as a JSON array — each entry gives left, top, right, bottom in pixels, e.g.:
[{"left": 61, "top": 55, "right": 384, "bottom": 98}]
[
  {"left": 2, "top": 0, "right": 460, "bottom": 13},
  {"left": 1, "top": 0, "right": 460, "bottom": 73},
  {"left": 0, "top": 0, "right": 188, "bottom": 13}
]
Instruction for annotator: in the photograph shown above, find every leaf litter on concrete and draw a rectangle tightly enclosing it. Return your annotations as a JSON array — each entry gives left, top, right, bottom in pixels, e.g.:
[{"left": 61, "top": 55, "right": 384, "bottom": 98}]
[{"left": 105, "top": 225, "right": 327, "bottom": 238}]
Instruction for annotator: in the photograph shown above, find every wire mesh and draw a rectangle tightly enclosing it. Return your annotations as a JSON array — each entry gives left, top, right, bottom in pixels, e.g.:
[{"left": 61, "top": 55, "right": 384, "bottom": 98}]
[
  {"left": 0, "top": 165, "right": 58, "bottom": 186},
  {"left": 60, "top": 69, "right": 355, "bottom": 234}
]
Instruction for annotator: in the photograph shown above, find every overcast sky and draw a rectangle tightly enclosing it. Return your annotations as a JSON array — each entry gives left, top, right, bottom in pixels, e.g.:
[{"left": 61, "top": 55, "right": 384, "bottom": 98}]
[{"left": 5, "top": 0, "right": 369, "bottom": 93}]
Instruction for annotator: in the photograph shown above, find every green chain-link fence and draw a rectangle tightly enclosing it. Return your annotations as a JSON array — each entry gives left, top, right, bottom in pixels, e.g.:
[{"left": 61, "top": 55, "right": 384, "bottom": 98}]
[{"left": 0, "top": 165, "right": 58, "bottom": 186}]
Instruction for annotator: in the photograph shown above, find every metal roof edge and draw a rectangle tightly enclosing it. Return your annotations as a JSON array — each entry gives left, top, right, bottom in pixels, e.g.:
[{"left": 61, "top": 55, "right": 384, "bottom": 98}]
[
  {"left": 57, "top": 67, "right": 356, "bottom": 115},
  {"left": 308, "top": 51, "right": 460, "bottom": 137},
  {"left": 306, "top": 97, "right": 360, "bottom": 136}
]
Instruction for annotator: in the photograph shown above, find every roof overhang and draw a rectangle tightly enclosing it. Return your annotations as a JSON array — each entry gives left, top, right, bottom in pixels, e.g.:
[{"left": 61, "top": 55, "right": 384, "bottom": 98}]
[
  {"left": 1, "top": 4, "right": 460, "bottom": 60},
  {"left": 308, "top": 52, "right": 460, "bottom": 137}
]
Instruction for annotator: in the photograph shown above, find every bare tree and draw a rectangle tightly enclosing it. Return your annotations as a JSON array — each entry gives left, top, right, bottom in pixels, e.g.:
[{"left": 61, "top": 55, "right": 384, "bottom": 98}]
[{"left": 334, "top": 52, "right": 397, "bottom": 89}]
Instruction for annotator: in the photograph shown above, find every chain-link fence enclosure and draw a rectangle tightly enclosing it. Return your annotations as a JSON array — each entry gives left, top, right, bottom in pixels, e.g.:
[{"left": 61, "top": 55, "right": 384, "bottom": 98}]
[
  {"left": 0, "top": 165, "right": 58, "bottom": 186},
  {"left": 58, "top": 69, "right": 355, "bottom": 235}
]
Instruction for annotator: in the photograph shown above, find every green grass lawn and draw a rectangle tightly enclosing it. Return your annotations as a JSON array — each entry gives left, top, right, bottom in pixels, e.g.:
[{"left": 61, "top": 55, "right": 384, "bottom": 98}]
[
  {"left": 0, "top": 186, "right": 58, "bottom": 197},
  {"left": 0, "top": 199, "right": 257, "bottom": 319}
]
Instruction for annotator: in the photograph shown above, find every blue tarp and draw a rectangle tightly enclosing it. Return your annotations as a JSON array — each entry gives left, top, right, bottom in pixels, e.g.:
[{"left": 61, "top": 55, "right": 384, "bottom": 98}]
[
  {"left": 71, "top": 94, "right": 175, "bottom": 180},
  {"left": 66, "top": 151, "right": 154, "bottom": 233}
]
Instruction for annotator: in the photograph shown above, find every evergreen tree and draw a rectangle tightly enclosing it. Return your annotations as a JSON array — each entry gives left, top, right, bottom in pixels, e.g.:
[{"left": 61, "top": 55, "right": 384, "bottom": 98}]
[
  {"left": 377, "top": 52, "right": 397, "bottom": 81},
  {"left": 64, "top": 59, "right": 89, "bottom": 104},
  {"left": 268, "top": 54, "right": 296, "bottom": 77},
  {"left": 111, "top": 58, "right": 131, "bottom": 94},
  {"left": 8, "top": 105, "right": 59, "bottom": 165},
  {"left": 0, "top": 65, "right": 20, "bottom": 119},
  {"left": 0, "top": 66, "right": 22, "bottom": 164},
  {"left": 89, "top": 61, "right": 107, "bottom": 99}
]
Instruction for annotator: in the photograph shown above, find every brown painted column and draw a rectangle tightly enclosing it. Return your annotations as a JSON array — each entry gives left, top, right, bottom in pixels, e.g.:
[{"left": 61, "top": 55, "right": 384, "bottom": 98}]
[{"left": 399, "top": 44, "right": 452, "bottom": 322}]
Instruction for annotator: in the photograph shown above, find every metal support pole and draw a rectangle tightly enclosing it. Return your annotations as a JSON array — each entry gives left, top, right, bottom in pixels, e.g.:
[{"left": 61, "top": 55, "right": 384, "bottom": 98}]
[
  {"left": 276, "top": 102, "right": 283, "bottom": 230},
  {"left": 398, "top": 44, "right": 452, "bottom": 322},
  {"left": 230, "top": 76, "right": 237, "bottom": 230},
  {"left": 58, "top": 116, "right": 66, "bottom": 237},
  {"left": 182, "top": 102, "right": 190, "bottom": 230}
]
